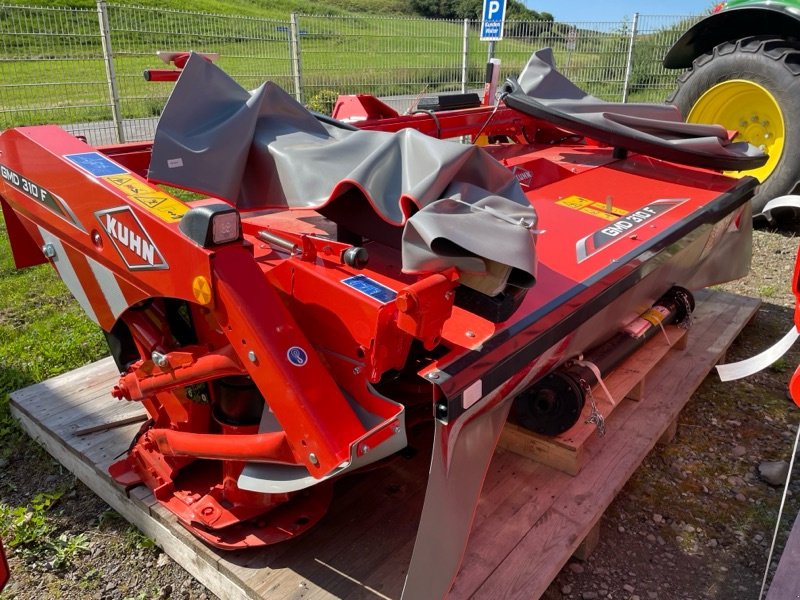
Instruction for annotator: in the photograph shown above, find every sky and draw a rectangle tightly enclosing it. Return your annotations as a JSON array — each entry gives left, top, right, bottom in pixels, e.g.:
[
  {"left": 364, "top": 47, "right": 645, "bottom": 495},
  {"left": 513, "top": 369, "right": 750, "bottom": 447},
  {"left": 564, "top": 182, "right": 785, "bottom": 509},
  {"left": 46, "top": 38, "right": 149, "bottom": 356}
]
[{"left": 524, "top": 1, "right": 718, "bottom": 24}]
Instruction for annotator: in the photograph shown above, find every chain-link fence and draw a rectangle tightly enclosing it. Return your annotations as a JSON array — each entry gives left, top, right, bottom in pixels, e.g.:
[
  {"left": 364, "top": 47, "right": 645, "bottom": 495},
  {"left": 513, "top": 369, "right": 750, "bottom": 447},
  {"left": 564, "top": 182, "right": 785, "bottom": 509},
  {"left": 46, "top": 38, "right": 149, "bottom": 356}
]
[
  {"left": 105, "top": 4, "right": 292, "bottom": 142},
  {"left": 0, "top": 3, "right": 702, "bottom": 144},
  {"left": 0, "top": 4, "right": 113, "bottom": 141}
]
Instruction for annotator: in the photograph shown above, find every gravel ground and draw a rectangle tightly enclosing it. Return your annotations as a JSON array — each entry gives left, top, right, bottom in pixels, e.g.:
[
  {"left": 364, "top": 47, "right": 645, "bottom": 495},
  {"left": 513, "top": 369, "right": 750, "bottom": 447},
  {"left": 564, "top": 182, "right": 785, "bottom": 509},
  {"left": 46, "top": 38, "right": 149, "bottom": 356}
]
[
  {"left": 544, "top": 225, "right": 800, "bottom": 600},
  {"left": 2, "top": 226, "right": 800, "bottom": 600}
]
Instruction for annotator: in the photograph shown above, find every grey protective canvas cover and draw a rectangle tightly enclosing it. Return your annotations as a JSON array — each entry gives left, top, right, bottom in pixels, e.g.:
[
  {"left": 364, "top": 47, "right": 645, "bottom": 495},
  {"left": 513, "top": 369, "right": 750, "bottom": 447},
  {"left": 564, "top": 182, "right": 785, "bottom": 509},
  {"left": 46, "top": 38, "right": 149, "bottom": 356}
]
[
  {"left": 507, "top": 48, "right": 766, "bottom": 169},
  {"left": 148, "top": 54, "right": 537, "bottom": 286}
]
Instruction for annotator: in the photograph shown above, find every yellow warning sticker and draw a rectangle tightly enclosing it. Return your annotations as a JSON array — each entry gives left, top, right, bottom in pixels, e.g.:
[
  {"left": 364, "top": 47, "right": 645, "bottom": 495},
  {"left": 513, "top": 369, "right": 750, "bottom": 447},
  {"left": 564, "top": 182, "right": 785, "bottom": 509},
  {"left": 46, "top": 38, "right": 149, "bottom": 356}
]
[
  {"left": 641, "top": 307, "right": 669, "bottom": 327},
  {"left": 556, "top": 195, "right": 592, "bottom": 210},
  {"left": 101, "top": 174, "right": 187, "bottom": 223},
  {"left": 556, "top": 195, "right": 628, "bottom": 221}
]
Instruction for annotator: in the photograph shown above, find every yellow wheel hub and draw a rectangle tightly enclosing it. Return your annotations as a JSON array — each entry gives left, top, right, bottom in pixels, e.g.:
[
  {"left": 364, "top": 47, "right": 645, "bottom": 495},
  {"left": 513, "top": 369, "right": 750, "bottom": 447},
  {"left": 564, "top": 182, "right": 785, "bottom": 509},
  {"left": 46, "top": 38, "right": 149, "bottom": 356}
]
[{"left": 687, "top": 79, "right": 784, "bottom": 182}]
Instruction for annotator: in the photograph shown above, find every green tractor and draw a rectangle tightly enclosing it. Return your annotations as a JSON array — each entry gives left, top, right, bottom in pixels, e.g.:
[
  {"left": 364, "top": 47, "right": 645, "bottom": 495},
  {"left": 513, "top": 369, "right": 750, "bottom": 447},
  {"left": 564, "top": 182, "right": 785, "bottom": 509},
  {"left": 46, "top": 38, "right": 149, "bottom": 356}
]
[{"left": 665, "top": 0, "right": 800, "bottom": 221}]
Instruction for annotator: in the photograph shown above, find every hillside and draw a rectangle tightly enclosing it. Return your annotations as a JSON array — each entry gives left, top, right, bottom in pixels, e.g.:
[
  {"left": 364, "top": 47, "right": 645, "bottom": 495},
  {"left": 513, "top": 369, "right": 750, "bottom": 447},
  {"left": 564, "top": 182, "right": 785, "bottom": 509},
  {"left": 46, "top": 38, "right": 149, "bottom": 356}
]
[
  {"left": 0, "top": 0, "right": 416, "bottom": 18},
  {"left": 0, "top": 0, "right": 551, "bottom": 20}
]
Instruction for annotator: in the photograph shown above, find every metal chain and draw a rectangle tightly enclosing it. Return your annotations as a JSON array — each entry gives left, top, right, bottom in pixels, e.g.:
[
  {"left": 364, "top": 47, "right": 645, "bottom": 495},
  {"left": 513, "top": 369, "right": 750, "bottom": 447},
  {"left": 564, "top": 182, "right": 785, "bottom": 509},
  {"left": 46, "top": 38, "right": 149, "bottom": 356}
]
[
  {"left": 581, "top": 378, "right": 606, "bottom": 437},
  {"left": 676, "top": 289, "right": 694, "bottom": 330}
]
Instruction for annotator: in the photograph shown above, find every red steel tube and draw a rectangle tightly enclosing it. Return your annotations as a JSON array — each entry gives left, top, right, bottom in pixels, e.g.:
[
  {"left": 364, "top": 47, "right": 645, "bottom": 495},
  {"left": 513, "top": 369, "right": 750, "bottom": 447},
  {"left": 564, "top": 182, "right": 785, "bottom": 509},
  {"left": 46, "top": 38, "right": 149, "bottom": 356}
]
[
  {"left": 143, "top": 69, "right": 180, "bottom": 82},
  {"left": 114, "top": 346, "right": 245, "bottom": 401},
  {"left": 148, "top": 429, "right": 299, "bottom": 464}
]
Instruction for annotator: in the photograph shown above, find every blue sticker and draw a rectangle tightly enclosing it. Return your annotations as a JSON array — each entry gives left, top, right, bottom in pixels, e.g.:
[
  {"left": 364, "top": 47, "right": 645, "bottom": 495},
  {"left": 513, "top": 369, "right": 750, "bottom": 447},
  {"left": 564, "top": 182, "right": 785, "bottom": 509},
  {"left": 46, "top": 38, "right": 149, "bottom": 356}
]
[
  {"left": 287, "top": 346, "right": 308, "bottom": 367},
  {"left": 342, "top": 275, "right": 397, "bottom": 304},
  {"left": 64, "top": 152, "right": 127, "bottom": 177}
]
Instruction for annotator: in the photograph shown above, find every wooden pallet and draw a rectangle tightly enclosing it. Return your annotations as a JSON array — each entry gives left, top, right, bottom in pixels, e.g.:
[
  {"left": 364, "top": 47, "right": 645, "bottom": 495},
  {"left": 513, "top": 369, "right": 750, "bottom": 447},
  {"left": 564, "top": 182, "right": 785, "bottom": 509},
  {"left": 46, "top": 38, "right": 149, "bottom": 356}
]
[
  {"left": 9, "top": 289, "right": 759, "bottom": 600},
  {"left": 499, "top": 322, "right": 689, "bottom": 475}
]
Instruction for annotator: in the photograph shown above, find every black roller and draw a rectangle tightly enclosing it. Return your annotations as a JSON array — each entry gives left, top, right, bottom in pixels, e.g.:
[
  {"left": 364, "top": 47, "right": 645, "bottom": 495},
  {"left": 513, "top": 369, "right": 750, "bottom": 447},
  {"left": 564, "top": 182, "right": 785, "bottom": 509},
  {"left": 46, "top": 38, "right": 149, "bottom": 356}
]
[
  {"left": 510, "top": 371, "right": 585, "bottom": 436},
  {"left": 510, "top": 287, "right": 695, "bottom": 436}
]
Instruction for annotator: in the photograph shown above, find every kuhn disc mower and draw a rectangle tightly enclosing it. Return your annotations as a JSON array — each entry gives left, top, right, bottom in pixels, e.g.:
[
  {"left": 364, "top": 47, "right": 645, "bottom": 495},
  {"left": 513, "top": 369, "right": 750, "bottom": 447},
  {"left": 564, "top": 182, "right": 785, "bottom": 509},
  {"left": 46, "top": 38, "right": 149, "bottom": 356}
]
[{"left": 0, "top": 48, "right": 765, "bottom": 597}]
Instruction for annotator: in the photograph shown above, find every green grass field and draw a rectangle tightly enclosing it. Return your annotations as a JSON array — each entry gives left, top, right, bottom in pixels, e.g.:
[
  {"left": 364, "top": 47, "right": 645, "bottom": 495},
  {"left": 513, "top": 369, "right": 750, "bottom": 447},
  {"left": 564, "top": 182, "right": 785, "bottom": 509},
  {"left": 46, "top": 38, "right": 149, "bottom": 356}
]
[{"left": 0, "top": 0, "right": 415, "bottom": 18}]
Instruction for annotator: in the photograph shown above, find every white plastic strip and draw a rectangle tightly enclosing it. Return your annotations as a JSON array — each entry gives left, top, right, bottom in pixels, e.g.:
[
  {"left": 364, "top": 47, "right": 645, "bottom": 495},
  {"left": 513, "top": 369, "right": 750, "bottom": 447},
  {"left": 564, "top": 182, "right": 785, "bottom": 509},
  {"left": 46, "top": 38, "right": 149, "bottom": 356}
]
[
  {"left": 763, "top": 195, "right": 800, "bottom": 214},
  {"left": 716, "top": 326, "right": 799, "bottom": 382},
  {"left": 575, "top": 358, "right": 617, "bottom": 406},
  {"left": 656, "top": 318, "right": 671, "bottom": 345}
]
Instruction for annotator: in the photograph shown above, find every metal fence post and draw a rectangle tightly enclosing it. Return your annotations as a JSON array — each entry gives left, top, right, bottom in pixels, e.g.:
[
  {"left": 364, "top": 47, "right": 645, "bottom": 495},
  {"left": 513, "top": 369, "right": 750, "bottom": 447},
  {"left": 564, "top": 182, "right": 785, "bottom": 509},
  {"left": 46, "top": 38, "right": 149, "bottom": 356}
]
[
  {"left": 96, "top": 0, "right": 124, "bottom": 143},
  {"left": 621, "top": 12, "right": 639, "bottom": 103},
  {"left": 461, "top": 19, "right": 470, "bottom": 93},
  {"left": 289, "top": 13, "right": 304, "bottom": 104}
]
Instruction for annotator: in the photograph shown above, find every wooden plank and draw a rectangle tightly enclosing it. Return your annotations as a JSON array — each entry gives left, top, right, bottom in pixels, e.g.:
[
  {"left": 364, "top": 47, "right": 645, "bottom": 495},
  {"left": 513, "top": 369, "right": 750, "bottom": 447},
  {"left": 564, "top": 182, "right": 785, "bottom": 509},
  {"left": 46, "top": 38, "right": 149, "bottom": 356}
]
[
  {"left": 498, "top": 324, "right": 688, "bottom": 475},
  {"left": 33, "top": 390, "right": 136, "bottom": 439},
  {"left": 658, "top": 417, "right": 679, "bottom": 446},
  {"left": 120, "top": 431, "right": 431, "bottom": 599},
  {"left": 16, "top": 387, "right": 145, "bottom": 474},
  {"left": 766, "top": 510, "right": 800, "bottom": 600},
  {"left": 12, "top": 357, "right": 118, "bottom": 406},
  {"left": 10, "top": 373, "right": 121, "bottom": 444},
  {"left": 602, "top": 327, "right": 687, "bottom": 403},
  {"left": 63, "top": 399, "right": 144, "bottom": 438},
  {"left": 8, "top": 290, "right": 759, "bottom": 600},
  {"left": 228, "top": 444, "right": 429, "bottom": 599}
]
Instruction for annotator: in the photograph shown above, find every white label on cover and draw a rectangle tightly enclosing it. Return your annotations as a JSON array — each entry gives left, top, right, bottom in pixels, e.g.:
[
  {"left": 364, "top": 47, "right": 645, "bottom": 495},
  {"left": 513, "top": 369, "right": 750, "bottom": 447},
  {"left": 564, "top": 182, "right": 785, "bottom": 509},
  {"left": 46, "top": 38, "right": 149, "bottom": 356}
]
[{"left": 462, "top": 380, "right": 484, "bottom": 410}]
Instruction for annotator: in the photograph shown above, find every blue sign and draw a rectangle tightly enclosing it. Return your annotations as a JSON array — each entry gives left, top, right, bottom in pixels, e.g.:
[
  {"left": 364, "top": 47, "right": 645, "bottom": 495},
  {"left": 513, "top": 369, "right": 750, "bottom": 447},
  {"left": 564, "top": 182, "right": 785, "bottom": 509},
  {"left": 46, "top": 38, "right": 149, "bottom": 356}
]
[
  {"left": 64, "top": 152, "right": 127, "bottom": 177},
  {"left": 286, "top": 346, "right": 308, "bottom": 367},
  {"left": 341, "top": 275, "right": 397, "bottom": 304},
  {"left": 480, "top": 0, "right": 506, "bottom": 41}
]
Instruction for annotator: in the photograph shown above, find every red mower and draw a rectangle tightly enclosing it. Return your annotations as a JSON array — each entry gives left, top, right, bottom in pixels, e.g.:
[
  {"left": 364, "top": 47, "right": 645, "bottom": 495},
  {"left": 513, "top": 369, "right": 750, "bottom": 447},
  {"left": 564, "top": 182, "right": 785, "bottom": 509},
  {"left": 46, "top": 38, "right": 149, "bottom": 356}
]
[{"left": 0, "top": 49, "right": 767, "bottom": 597}]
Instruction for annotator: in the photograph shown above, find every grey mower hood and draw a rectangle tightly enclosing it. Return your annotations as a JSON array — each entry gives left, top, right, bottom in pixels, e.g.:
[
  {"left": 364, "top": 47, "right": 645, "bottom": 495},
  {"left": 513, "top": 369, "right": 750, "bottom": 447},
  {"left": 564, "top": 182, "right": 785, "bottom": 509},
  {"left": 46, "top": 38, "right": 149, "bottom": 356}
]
[{"left": 149, "top": 54, "right": 537, "bottom": 287}]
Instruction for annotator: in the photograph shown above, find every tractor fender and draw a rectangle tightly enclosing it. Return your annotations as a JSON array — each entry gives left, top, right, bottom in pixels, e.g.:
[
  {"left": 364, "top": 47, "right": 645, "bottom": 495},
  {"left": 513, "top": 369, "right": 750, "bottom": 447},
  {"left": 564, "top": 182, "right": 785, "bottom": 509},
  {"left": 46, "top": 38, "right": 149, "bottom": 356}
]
[{"left": 664, "top": 5, "right": 800, "bottom": 69}]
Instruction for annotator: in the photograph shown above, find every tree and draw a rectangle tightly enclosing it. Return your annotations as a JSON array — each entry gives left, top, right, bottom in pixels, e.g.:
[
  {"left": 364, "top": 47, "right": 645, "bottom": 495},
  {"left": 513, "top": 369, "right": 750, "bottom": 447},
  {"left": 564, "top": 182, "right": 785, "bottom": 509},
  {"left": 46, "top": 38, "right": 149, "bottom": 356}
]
[
  {"left": 411, "top": 0, "right": 556, "bottom": 21},
  {"left": 410, "top": 0, "right": 456, "bottom": 18}
]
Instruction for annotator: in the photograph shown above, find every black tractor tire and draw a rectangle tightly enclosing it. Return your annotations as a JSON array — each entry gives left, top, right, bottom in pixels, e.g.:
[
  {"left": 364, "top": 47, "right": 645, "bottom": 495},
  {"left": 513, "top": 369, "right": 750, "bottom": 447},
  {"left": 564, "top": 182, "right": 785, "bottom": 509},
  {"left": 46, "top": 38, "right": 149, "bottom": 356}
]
[{"left": 667, "top": 36, "right": 800, "bottom": 222}]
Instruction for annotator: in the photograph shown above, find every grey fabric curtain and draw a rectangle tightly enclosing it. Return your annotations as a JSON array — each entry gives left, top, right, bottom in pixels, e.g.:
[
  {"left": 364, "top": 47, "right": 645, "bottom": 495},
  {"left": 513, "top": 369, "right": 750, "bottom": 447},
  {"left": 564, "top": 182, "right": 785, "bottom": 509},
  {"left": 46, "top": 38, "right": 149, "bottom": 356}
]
[{"left": 149, "top": 54, "right": 537, "bottom": 286}]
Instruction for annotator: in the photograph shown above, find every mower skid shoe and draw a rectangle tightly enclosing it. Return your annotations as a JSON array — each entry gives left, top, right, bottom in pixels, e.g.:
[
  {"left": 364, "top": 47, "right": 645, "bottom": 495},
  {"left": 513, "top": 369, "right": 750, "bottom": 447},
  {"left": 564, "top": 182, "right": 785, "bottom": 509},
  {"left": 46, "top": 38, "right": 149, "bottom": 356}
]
[
  {"left": 108, "top": 456, "right": 144, "bottom": 490},
  {"left": 181, "top": 483, "right": 334, "bottom": 550},
  {"left": 238, "top": 387, "right": 407, "bottom": 493}
]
